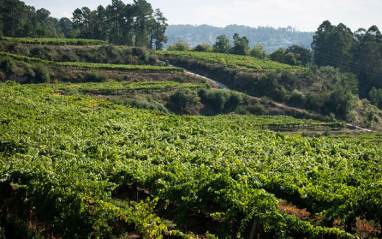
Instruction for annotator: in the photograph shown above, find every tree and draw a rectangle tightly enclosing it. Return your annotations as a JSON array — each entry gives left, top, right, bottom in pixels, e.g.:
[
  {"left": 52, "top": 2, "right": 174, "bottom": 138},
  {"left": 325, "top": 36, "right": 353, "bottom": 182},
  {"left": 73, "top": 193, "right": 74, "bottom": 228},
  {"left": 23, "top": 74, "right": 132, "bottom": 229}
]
[
  {"left": 0, "top": 2, "right": 3, "bottom": 37},
  {"left": 151, "top": 8, "right": 167, "bottom": 50},
  {"left": 72, "top": 8, "right": 84, "bottom": 31},
  {"left": 105, "top": 0, "right": 126, "bottom": 44},
  {"left": 213, "top": 35, "right": 231, "bottom": 53},
  {"left": 59, "top": 17, "right": 73, "bottom": 38},
  {"left": 369, "top": 87, "right": 382, "bottom": 108},
  {"left": 35, "top": 8, "right": 51, "bottom": 36},
  {"left": 353, "top": 25, "right": 382, "bottom": 96},
  {"left": 133, "top": 0, "right": 153, "bottom": 47},
  {"left": 317, "top": 67, "right": 359, "bottom": 120},
  {"left": 79, "top": 7, "right": 93, "bottom": 38},
  {"left": 270, "top": 48, "right": 285, "bottom": 63},
  {"left": 23, "top": 6, "right": 38, "bottom": 37},
  {"left": 229, "top": 33, "right": 249, "bottom": 55},
  {"left": 36, "top": 8, "right": 50, "bottom": 23},
  {"left": 311, "top": 20, "right": 334, "bottom": 66},
  {"left": 93, "top": 5, "right": 107, "bottom": 40},
  {"left": 250, "top": 45, "right": 266, "bottom": 59},
  {"left": 1, "top": 0, "right": 27, "bottom": 37},
  {"left": 285, "top": 45, "right": 313, "bottom": 66},
  {"left": 312, "top": 21, "right": 355, "bottom": 71}
]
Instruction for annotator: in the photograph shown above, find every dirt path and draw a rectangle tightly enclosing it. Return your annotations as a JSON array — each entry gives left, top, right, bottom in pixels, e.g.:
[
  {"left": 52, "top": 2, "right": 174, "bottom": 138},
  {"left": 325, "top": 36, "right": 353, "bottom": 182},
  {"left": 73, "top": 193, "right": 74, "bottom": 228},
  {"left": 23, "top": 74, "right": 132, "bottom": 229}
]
[
  {"left": 346, "top": 123, "right": 374, "bottom": 132},
  {"left": 160, "top": 60, "right": 230, "bottom": 89},
  {"left": 183, "top": 69, "right": 230, "bottom": 89}
]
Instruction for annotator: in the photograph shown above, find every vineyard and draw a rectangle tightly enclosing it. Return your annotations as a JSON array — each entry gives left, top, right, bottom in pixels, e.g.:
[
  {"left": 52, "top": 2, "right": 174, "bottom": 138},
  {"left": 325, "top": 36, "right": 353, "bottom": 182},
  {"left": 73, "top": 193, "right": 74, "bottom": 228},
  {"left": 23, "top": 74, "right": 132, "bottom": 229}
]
[
  {"left": 0, "top": 52, "right": 184, "bottom": 73},
  {"left": 157, "top": 51, "right": 304, "bottom": 72},
  {"left": 47, "top": 81, "right": 211, "bottom": 95},
  {"left": 2, "top": 37, "right": 107, "bottom": 46},
  {"left": 1, "top": 82, "right": 381, "bottom": 238}
]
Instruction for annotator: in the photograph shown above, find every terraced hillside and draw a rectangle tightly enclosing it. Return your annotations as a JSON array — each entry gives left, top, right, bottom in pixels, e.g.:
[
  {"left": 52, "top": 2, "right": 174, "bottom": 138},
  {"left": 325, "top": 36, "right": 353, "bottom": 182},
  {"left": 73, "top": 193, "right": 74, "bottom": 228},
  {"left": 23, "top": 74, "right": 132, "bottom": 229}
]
[
  {"left": 0, "top": 82, "right": 381, "bottom": 238},
  {"left": 0, "top": 38, "right": 381, "bottom": 238}
]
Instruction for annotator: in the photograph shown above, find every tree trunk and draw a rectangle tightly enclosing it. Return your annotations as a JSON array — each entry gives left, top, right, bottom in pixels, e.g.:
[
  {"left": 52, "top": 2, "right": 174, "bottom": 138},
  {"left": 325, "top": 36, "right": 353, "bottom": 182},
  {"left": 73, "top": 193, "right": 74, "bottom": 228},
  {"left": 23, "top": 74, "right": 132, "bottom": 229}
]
[{"left": 249, "top": 217, "right": 264, "bottom": 239}]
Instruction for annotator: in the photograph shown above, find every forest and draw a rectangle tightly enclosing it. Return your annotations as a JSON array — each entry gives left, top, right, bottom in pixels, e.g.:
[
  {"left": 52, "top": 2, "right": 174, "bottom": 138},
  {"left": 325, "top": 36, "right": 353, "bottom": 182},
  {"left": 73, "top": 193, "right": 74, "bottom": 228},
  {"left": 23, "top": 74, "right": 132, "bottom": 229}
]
[{"left": 0, "top": 0, "right": 168, "bottom": 49}]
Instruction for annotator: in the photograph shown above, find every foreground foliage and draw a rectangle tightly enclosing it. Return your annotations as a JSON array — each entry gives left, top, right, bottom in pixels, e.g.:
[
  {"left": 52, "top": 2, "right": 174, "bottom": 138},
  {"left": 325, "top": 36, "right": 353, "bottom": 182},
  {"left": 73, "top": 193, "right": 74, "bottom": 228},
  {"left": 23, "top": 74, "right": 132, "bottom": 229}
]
[{"left": 0, "top": 83, "right": 381, "bottom": 238}]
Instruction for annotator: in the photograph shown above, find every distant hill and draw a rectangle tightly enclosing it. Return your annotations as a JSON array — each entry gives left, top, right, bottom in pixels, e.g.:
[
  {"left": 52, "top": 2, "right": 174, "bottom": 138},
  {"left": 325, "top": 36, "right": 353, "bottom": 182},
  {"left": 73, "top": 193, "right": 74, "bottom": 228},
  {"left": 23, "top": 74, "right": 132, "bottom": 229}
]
[{"left": 165, "top": 24, "right": 314, "bottom": 53}]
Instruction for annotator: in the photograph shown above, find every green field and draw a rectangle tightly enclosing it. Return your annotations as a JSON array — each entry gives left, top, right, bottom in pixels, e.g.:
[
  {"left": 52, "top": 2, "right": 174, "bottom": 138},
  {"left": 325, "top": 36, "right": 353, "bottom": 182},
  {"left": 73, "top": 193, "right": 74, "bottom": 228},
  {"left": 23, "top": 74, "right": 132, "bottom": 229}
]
[
  {"left": 1, "top": 82, "right": 381, "bottom": 238},
  {"left": 157, "top": 51, "right": 304, "bottom": 72}
]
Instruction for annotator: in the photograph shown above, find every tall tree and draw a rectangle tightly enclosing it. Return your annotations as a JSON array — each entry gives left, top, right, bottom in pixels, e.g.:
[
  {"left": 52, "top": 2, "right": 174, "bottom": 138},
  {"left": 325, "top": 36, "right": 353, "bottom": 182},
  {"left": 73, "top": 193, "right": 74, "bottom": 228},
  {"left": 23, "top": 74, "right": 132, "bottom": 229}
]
[
  {"left": 353, "top": 25, "right": 382, "bottom": 95},
  {"left": 72, "top": 8, "right": 84, "bottom": 31},
  {"left": 312, "top": 21, "right": 355, "bottom": 70},
  {"left": 270, "top": 48, "right": 286, "bottom": 63},
  {"left": 250, "top": 44, "right": 266, "bottom": 59},
  {"left": 23, "top": 6, "right": 38, "bottom": 37},
  {"left": 80, "top": 7, "right": 93, "bottom": 38},
  {"left": 133, "top": 0, "right": 153, "bottom": 47},
  {"left": 229, "top": 33, "right": 249, "bottom": 55},
  {"left": 285, "top": 45, "right": 313, "bottom": 66},
  {"left": 35, "top": 8, "right": 50, "bottom": 36},
  {"left": 213, "top": 34, "right": 231, "bottom": 53},
  {"left": 93, "top": 5, "right": 107, "bottom": 40},
  {"left": 151, "top": 8, "right": 167, "bottom": 50},
  {"left": 1, "top": 0, "right": 27, "bottom": 37},
  {"left": 59, "top": 17, "right": 73, "bottom": 38},
  {"left": 105, "top": 0, "right": 126, "bottom": 44}
]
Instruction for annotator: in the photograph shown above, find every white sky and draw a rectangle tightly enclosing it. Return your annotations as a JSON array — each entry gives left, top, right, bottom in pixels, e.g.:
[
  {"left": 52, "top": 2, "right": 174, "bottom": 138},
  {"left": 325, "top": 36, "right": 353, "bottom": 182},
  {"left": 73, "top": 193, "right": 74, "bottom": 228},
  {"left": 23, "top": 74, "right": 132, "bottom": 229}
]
[{"left": 22, "top": 0, "right": 382, "bottom": 32}]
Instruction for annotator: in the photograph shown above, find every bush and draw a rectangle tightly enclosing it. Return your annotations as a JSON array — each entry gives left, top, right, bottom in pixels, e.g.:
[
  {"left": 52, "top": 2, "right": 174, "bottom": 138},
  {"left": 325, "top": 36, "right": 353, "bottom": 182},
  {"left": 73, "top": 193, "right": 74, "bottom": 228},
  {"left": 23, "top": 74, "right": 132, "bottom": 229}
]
[
  {"left": 29, "top": 64, "right": 50, "bottom": 83},
  {"left": 288, "top": 89, "right": 305, "bottom": 107},
  {"left": 167, "top": 41, "right": 190, "bottom": 51},
  {"left": 192, "top": 44, "right": 212, "bottom": 52},
  {"left": 83, "top": 72, "right": 107, "bottom": 83},
  {"left": 112, "top": 96, "right": 169, "bottom": 113},
  {"left": 170, "top": 88, "right": 200, "bottom": 113},
  {"left": 225, "top": 91, "right": 243, "bottom": 113},
  {"left": 171, "top": 76, "right": 185, "bottom": 83},
  {"left": 132, "top": 47, "right": 150, "bottom": 63},
  {"left": 199, "top": 89, "right": 242, "bottom": 113},
  {"left": 0, "top": 57, "right": 16, "bottom": 76}
]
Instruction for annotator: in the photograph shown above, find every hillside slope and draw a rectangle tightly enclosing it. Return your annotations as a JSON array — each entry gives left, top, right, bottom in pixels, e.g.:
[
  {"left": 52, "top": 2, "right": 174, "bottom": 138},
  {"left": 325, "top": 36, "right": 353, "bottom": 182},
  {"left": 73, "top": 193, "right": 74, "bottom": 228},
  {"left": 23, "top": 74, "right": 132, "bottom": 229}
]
[{"left": 1, "top": 82, "right": 382, "bottom": 238}]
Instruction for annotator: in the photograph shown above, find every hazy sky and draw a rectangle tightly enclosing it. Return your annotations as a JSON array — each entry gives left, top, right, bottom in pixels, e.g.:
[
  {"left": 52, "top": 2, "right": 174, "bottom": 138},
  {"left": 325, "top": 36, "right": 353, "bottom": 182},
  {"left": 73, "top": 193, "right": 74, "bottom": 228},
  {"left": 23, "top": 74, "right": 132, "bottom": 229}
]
[{"left": 22, "top": 0, "right": 382, "bottom": 32}]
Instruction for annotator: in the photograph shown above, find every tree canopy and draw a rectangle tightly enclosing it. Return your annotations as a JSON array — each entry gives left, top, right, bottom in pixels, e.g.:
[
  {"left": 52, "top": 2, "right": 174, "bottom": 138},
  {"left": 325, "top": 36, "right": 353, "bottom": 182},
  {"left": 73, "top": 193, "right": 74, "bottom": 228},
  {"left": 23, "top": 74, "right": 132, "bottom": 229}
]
[
  {"left": 0, "top": 0, "right": 168, "bottom": 48},
  {"left": 311, "top": 20, "right": 382, "bottom": 98},
  {"left": 212, "top": 34, "right": 231, "bottom": 53},
  {"left": 229, "top": 33, "right": 250, "bottom": 55}
]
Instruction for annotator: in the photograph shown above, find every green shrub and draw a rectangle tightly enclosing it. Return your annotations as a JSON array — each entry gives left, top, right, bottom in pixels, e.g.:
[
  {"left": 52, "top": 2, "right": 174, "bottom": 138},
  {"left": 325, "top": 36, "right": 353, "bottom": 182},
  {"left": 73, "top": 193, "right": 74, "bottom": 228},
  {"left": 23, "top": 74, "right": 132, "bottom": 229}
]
[
  {"left": 193, "top": 44, "right": 212, "bottom": 52},
  {"left": 113, "top": 97, "right": 169, "bottom": 113},
  {"left": 199, "top": 89, "right": 242, "bottom": 113},
  {"left": 0, "top": 57, "right": 16, "bottom": 76},
  {"left": 31, "top": 64, "right": 50, "bottom": 83},
  {"left": 288, "top": 89, "right": 305, "bottom": 107},
  {"left": 83, "top": 71, "right": 107, "bottom": 83},
  {"left": 170, "top": 88, "right": 200, "bottom": 113},
  {"left": 171, "top": 76, "right": 185, "bottom": 83},
  {"left": 132, "top": 47, "right": 149, "bottom": 63},
  {"left": 225, "top": 91, "right": 243, "bottom": 113},
  {"left": 167, "top": 41, "right": 190, "bottom": 51}
]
